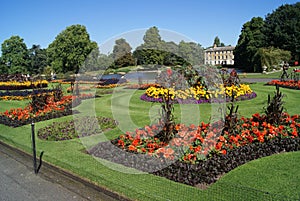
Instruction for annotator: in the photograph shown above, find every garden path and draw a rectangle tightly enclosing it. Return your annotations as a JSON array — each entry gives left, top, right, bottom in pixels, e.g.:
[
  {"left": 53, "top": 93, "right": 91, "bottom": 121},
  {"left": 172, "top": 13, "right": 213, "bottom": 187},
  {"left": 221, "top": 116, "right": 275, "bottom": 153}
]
[{"left": 0, "top": 142, "right": 127, "bottom": 201}]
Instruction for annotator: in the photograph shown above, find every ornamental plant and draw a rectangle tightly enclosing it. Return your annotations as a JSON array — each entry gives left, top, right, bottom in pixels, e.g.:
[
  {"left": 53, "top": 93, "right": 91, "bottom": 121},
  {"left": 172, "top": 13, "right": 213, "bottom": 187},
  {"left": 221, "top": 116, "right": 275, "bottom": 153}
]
[
  {"left": 155, "top": 68, "right": 185, "bottom": 143},
  {"left": 264, "top": 85, "right": 285, "bottom": 125}
]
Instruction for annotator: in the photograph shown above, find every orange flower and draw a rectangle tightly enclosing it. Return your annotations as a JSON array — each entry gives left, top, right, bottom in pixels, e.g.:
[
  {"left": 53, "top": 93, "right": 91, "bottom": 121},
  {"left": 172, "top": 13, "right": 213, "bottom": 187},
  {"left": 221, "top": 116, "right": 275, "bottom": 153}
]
[
  {"left": 219, "top": 135, "right": 226, "bottom": 142},
  {"left": 128, "top": 145, "right": 137, "bottom": 151}
]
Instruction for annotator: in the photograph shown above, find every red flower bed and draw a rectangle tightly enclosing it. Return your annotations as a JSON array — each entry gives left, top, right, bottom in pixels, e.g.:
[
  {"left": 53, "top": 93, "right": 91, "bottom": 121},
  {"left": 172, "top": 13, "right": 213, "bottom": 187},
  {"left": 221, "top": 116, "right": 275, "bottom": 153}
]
[
  {"left": 106, "top": 113, "right": 300, "bottom": 164},
  {"left": 89, "top": 112, "right": 300, "bottom": 186},
  {"left": 0, "top": 95, "right": 81, "bottom": 127},
  {"left": 266, "top": 80, "right": 300, "bottom": 90}
]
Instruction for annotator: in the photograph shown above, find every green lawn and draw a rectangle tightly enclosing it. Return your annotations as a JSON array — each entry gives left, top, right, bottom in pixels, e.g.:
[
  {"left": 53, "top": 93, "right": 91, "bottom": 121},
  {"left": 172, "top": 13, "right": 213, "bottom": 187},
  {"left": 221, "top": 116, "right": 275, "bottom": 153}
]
[
  {"left": 240, "top": 66, "right": 298, "bottom": 79},
  {"left": 0, "top": 82, "right": 299, "bottom": 200}
]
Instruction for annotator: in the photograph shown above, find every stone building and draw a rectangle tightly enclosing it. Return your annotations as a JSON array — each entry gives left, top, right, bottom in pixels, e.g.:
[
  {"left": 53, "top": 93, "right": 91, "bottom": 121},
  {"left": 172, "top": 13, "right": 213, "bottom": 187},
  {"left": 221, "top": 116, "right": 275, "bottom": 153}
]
[{"left": 204, "top": 44, "right": 235, "bottom": 65}]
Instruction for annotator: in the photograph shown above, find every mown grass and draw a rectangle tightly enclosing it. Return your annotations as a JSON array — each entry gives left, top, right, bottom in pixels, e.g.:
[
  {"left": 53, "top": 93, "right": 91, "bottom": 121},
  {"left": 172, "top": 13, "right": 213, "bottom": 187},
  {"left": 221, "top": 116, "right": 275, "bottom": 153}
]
[
  {"left": 240, "top": 66, "right": 298, "bottom": 79},
  {"left": 0, "top": 82, "right": 299, "bottom": 200}
]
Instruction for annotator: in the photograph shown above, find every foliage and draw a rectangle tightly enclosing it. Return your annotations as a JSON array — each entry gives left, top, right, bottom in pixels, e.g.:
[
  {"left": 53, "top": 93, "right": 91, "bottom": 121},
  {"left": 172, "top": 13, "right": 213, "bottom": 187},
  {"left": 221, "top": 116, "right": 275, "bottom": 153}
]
[
  {"left": 0, "top": 80, "right": 48, "bottom": 90},
  {"left": 110, "top": 38, "right": 135, "bottom": 69},
  {"left": 234, "top": 17, "right": 265, "bottom": 72},
  {"left": 133, "top": 27, "right": 204, "bottom": 66},
  {"left": 52, "top": 83, "right": 63, "bottom": 102},
  {"left": 0, "top": 95, "right": 80, "bottom": 127},
  {"left": 81, "top": 45, "right": 100, "bottom": 72},
  {"left": 235, "top": 3, "right": 300, "bottom": 71},
  {"left": 0, "top": 35, "right": 29, "bottom": 74},
  {"left": 253, "top": 47, "right": 291, "bottom": 71},
  {"left": 264, "top": 85, "right": 285, "bottom": 125},
  {"left": 213, "top": 36, "right": 221, "bottom": 47},
  {"left": 90, "top": 112, "right": 300, "bottom": 186},
  {"left": 30, "top": 92, "right": 49, "bottom": 113},
  {"left": 177, "top": 41, "right": 204, "bottom": 65},
  {"left": 263, "top": 2, "right": 300, "bottom": 61},
  {"left": 125, "top": 83, "right": 160, "bottom": 90},
  {"left": 28, "top": 45, "right": 48, "bottom": 74},
  {"left": 266, "top": 80, "right": 300, "bottom": 90},
  {"left": 0, "top": 89, "right": 56, "bottom": 101},
  {"left": 38, "top": 116, "right": 118, "bottom": 141},
  {"left": 112, "top": 52, "right": 135, "bottom": 69},
  {"left": 47, "top": 24, "right": 97, "bottom": 73},
  {"left": 142, "top": 83, "right": 255, "bottom": 103}
]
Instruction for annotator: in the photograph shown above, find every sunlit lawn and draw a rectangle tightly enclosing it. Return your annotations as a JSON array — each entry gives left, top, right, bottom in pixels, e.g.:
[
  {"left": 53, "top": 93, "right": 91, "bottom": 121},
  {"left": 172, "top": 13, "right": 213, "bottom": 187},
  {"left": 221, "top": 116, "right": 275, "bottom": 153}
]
[{"left": 0, "top": 81, "right": 299, "bottom": 200}]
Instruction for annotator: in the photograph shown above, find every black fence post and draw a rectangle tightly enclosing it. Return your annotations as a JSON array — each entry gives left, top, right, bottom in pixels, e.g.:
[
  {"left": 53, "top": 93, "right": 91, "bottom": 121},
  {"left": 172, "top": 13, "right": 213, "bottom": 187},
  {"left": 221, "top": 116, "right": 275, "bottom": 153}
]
[{"left": 31, "top": 122, "right": 43, "bottom": 174}]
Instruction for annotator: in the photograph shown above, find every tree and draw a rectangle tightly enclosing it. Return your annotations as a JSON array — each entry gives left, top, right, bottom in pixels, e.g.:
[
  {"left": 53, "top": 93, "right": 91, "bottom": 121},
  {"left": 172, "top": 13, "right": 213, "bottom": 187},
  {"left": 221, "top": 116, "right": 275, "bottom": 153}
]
[
  {"left": 28, "top": 45, "right": 47, "bottom": 74},
  {"left": 0, "top": 35, "right": 29, "bottom": 74},
  {"left": 252, "top": 47, "right": 291, "bottom": 72},
  {"left": 213, "top": 36, "right": 221, "bottom": 47},
  {"left": 263, "top": 2, "right": 300, "bottom": 61},
  {"left": 234, "top": 17, "right": 265, "bottom": 72},
  {"left": 178, "top": 41, "right": 204, "bottom": 65},
  {"left": 47, "top": 24, "right": 97, "bottom": 73},
  {"left": 134, "top": 26, "right": 165, "bottom": 65},
  {"left": 98, "top": 54, "right": 113, "bottom": 70},
  {"left": 142, "top": 26, "right": 163, "bottom": 50},
  {"left": 111, "top": 38, "right": 135, "bottom": 68},
  {"left": 82, "top": 45, "right": 100, "bottom": 72}
]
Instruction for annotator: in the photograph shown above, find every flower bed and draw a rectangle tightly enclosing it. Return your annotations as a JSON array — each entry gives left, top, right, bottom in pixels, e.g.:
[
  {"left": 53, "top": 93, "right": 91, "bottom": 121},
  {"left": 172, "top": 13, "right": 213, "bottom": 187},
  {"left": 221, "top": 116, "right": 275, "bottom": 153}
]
[
  {"left": 125, "top": 83, "right": 160, "bottom": 90},
  {"left": 141, "top": 84, "right": 256, "bottom": 104},
  {"left": 266, "top": 80, "right": 300, "bottom": 90},
  {"left": 89, "top": 113, "right": 300, "bottom": 186},
  {"left": 0, "top": 95, "right": 81, "bottom": 127},
  {"left": 66, "top": 85, "right": 92, "bottom": 93},
  {"left": 38, "top": 116, "right": 118, "bottom": 141},
  {"left": 0, "top": 89, "right": 57, "bottom": 101},
  {"left": 94, "top": 83, "right": 126, "bottom": 89},
  {"left": 0, "top": 80, "right": 48, "bottom": 90}
]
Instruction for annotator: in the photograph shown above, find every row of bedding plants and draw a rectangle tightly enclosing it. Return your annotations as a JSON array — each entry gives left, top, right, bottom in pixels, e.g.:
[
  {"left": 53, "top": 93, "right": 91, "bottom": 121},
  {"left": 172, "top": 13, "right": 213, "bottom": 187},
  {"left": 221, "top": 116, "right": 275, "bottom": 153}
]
[
  {"left": 0, "top": 80, "right": 48, "bottom": 90},
  {"left": 89, "top": 69, "right": 300, "bottom": 187},
  {"left": 0, "top": 94, "right": 81, "bottom": 127},
  {"left": 0, "top": 85, "right": 82, "bottom": 127},
  {"left": 0, "top": 89, "right": 58, "bottom": 101},
  {"left": 266, "top": 80, "right": 300, "bottom": 90},
  {"left": 89, "top": 112, "right": 300, "bottom": 186}
]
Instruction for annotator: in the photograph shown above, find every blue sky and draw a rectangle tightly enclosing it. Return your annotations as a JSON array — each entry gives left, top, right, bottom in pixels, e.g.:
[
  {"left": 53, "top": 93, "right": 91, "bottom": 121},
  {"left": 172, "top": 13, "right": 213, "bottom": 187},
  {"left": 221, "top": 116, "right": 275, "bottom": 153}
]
[{"left": 1, "top": 0, "right": 299, "bottom": 53}]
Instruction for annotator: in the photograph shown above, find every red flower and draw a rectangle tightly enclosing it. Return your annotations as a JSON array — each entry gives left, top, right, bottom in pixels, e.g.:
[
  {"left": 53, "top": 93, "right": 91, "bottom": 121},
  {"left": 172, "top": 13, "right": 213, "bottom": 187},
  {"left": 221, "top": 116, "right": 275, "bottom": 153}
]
[
  {"left": 215, "top": 142, "right": 223, "bottom": 150},
  {"left": 221, "top": 149, "right": 227, "bottom": 155},
  {"left": 128, "top": 145, "right": 136, "bottom": 151},
  {"left": 166, "top": 68, "right": 172, "bottom": 76}
]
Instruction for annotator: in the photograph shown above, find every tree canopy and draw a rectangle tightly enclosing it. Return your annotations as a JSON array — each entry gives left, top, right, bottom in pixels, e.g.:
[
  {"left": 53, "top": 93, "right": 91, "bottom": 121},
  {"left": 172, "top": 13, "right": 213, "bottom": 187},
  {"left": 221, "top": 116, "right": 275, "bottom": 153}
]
[
  {"left": 235, "top": 2, "right": 300, "bottom": 72},
  {"left": 263, "top": 2, "right": 300, "bottom": 61},
  {"left": 110, "top": 38, "right": 135, "bottom": 68},
  {"left": 47, "top": 24, "right": 97, "bottom": 73},
  {"left": 234, "top": 17, "right": 265, "bottom": 72},
  {"left": 28, "top": 45, "right": 47, "bottom": 74},
  {"left": 0, "top": 35, "right": 29, "bottom": 74}
]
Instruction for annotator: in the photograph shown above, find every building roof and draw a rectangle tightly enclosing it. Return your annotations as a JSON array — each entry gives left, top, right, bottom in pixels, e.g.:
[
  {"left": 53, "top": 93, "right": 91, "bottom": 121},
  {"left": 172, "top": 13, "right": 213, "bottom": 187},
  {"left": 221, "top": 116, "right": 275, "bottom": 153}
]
[{"left": 205, "top": 45, "right": 235, "bottom": 52}]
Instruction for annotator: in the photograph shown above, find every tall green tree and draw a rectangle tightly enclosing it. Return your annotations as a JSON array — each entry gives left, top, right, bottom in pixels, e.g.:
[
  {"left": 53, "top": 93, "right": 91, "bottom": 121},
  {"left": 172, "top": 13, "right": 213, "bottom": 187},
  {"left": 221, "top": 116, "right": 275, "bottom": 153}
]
[
  {"left": 28, "top": 44, "right": 47, "bottom": 74},
  {"left": 134, "top": 26, "right": 165, "bottom": 65},
  {"left": 234, "top": 17, "right": 265, "bottom": 72},
  {"left": 47, "top": 24, "right": 97, "bottom": 73},
  {"left": 213, "top": 36, "right": 221, "bottom": 47},
  {"left": 0, "top": 35, "right": 29, "bottom": 74},
  {"left": 98, "top": 53, "right": 113, "bottom": 70},
  {"left": 82, "top": 45, "right": 100, "bottom": 72},
  {"left": 263, "top": 2, "right": 300, "bottom": 61},
  {"left": 142, "top": 26, "right": 163, "bottom": 50},
  {"left": 178, "top": 41, "right": 204, "bottom": 65},
  {"left": 110, "top": 38, "right": 135, "bottom": 68},
  {"left": 252, "top": 47, "right": 291, "bottom": 71}
]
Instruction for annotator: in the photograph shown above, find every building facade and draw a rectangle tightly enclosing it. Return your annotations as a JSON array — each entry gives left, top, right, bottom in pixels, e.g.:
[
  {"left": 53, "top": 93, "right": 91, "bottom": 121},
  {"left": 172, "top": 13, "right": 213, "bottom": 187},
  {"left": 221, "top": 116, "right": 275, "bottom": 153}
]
[{"left": 204, "top": 44, "right": 235, "bottom": 65}]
